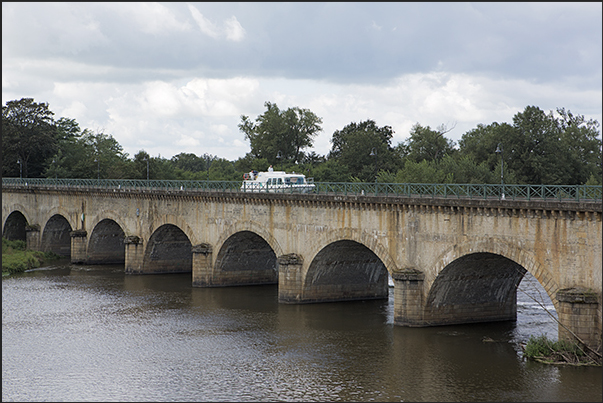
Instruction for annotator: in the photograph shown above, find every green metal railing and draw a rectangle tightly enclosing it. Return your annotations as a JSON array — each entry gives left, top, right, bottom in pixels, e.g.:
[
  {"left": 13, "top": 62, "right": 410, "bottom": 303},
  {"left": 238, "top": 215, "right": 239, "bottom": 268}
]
[{"left": 2, "top": 177, "right": 601, "bottom": 202}]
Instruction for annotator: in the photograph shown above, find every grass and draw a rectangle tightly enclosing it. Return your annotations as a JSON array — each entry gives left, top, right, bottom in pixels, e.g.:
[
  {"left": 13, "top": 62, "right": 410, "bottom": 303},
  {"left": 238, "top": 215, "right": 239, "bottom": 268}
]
[
  {"left": 523, "top": 334, "right": 602, "bottom": 366},
  {"left": 2, "top": 237, "right": 62, "bottom": 276}
]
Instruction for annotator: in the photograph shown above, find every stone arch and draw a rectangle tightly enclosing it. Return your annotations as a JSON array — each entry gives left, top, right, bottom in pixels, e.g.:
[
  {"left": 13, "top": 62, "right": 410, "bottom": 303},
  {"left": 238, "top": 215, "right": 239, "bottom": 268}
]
[
  {"left": 87, "top": 210, "right": 130, "bottom": 238},
  {"left": 298, "top": 227, "right": 396, "bottom": 303},
  {"left": 306, "top": 227, "right": 399, "bottom": 277},
  {"left": 429, "top": 237, "right": 560, "bottom": 312},
  {"left": 3, "top": 203, "right": 34, "bottom": 226},
  {"left": 192, "top": 219, "right": 280, "bottom": 287},
  {"left": 146, "top": 214, "right": 198, "bottom": 247},
  {"left": 87, "top": 218, "right": 126, "bottom": 264},
  {"left": 42, "top": 206, "right": 78, "bottom": 233},
  {"left": 215, "top": 219, "right": 283, "bottom": 259},
  {"left": 40, "top": 214, "right": 73, "bottom": 257},
  {"left": 3, "top": 210, "right": 29, "bottom": 241},
  {"left": 143, "top": 223, "right": 192, "bottom": 274}
]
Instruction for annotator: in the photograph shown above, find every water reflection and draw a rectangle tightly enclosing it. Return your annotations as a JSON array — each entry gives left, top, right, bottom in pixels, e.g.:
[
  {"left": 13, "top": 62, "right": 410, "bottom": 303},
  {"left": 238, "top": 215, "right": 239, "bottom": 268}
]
[{"left": 2, "top": 264, "right": 601, "bottom": 402}]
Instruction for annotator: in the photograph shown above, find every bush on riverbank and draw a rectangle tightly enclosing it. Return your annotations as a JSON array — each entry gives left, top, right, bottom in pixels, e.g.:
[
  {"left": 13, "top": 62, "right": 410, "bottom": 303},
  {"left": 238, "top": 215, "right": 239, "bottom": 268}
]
[
  {"left": 523, "top": 334, "right": 602, "bottom": 366},
  {"left": 2, "top": 237, "right": 61, "bottom": 276}
]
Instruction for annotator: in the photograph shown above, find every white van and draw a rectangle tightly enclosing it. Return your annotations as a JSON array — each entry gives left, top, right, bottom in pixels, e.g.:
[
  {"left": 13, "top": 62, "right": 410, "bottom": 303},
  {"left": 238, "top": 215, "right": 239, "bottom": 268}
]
[{"left": 241, "top": 170, "right": 315, "bottom": 193}]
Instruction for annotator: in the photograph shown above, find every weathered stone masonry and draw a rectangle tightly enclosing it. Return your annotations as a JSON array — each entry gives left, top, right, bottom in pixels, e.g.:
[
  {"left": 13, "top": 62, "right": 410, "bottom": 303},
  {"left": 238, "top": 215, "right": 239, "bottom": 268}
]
[{"left": 2, "top": 185, "right": 601, "bottom": 348}]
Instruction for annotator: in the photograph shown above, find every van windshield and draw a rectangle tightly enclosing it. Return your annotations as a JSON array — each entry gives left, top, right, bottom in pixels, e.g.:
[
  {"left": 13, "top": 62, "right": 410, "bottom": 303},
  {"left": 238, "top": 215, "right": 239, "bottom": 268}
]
[{"left": 285, "top": 176, "right": 304, "bottom": 185}]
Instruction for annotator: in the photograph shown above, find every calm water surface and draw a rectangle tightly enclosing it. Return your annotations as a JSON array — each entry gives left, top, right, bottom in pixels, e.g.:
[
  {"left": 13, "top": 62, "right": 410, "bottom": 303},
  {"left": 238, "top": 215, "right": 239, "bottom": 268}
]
[{"left": 2, "top": 264, "right": 601, "bottom": 402}]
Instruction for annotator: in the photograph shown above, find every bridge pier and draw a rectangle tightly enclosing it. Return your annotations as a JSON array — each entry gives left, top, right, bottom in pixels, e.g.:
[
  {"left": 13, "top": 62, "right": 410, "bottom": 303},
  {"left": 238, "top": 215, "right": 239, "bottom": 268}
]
[
  {"left": 124, "top": 235, "right": 144, "bottom": 274},
  {"left": 25, "top": 224, "right": 40, "bottom": 251},
  {"left": 392, "top": 269, "right": 426, "bottom": 326},
  {"left": 70, "top": 230, "right": 87, "bottom": 264},
  {"left": 278, "top": 251, "right": 389, "bottom": 304},
  {"left": 393, "top": 265, "right": 520, "bottom": 327},
  {"left": 556, "top": 288, "right": 602, "bottom": 349},
  {"left": 192, "top": 242, "right": 278, "bottom": 287},
  {"left": 278, "top": 253, "right": 304, "bottom": 303},
  {"left": 192, "top": 243, "right": 214, "bottom": 286}
]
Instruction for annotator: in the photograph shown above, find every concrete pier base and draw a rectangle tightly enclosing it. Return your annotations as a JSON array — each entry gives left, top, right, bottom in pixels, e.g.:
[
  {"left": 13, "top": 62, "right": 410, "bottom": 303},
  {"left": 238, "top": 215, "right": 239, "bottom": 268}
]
[
  {"left": 278, "top": 253, "right": 305, "bottom": 303},
  {"left": 25, "top": 224, "right": 40, "bottom": 251},
  {"left": 393, "top": 269, "right": 426, "bottom": 326},
  {"left": 557, "top": 288, "right": 602, "bottom": 349},
  {"left": 70, "top": 230, "right": 87, "bottom": 264},
  {"left": 124, "top": 235, "right": 144, "bottom": 274},
  {"left": 192, "top": 243, "right": 214, "bottom": 286}
]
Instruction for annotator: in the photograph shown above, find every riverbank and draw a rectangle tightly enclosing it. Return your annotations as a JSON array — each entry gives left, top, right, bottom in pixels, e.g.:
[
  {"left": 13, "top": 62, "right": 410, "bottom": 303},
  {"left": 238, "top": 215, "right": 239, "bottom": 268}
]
[{"left": 2, "top": 237, "right": 62, "bottom": 276}]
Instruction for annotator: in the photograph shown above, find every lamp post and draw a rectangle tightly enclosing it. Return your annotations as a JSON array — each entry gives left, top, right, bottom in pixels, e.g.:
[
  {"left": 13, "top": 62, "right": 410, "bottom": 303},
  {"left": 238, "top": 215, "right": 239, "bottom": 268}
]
[
  {"left": 276, "top": 151, "right": 282, "bottom": 170},
  {"left": 94, "top": 158, "right": 100, "bottom": 183},
  {"left": 144, "top": 157, "right": 149, "bottom": 180},
  {"left": 495, "top": 143, "right": 504, "bottom": 200},
  {"left": 17, "top": 158, "right": 22, "bottom": 179},
  {"left": 369, "top": 147, "right": 377, "bottom": 183},
  {"left": 52, "top": 158, "right": 57, "bottom": 181}
]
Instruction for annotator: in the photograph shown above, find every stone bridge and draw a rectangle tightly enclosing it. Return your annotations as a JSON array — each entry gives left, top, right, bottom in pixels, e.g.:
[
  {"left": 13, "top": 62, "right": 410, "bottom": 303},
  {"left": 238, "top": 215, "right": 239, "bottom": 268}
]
[{"left": 2, "top": 184, "right": 601, "bottom": 348}]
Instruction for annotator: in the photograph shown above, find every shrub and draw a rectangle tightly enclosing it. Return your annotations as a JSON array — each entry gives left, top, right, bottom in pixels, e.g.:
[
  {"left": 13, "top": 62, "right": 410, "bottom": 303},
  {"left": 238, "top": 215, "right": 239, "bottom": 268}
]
[
  {"left": 2, "top": 237, "right": 61, "bottom": 276},
  {"left": 2, "top": 237, "right": 26, "bottom": 253},
  {"left": 523, "top": 334, "right": 597, "bottom": 365}
]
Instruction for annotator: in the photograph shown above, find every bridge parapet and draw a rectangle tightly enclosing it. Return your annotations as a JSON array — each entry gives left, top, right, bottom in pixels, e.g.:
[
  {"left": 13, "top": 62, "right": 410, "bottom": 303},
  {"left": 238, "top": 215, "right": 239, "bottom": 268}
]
[{"left": 3, "top": 177, "right": 602, "bottom": 203}]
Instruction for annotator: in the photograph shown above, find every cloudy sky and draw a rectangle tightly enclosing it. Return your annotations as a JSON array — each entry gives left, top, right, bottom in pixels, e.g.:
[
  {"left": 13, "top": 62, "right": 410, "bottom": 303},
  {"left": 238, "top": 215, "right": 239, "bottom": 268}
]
[{"left": 2, "top": 2, "right": 601, "bottom": 161}]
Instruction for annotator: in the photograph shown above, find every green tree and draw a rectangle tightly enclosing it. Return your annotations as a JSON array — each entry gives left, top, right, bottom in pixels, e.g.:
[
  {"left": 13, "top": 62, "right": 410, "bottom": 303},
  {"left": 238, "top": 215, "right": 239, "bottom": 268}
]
[
  {"left": 44, "top": 117, "right": 83, "bottom": 179},
  {"left": 207, "top": 158, "right": 238, "bottom": 181},
  {"left": 2, "top": 98, "right": 58, "bottom": 178},
  {"left": 458, "top": 106, "right": 602, "bottom": 185},
  {"left": 555, "top": 108, "right": 602, "bottom": 185},
  {"left": 301, "top": 151, "right": 326, "bottom": 166},
  {"left": 508, "top": 106, "right": 565, "bottom": 184},
  {"left": 133, "top": 151, "right": 179, "bottom": 180},
  {"left": 437, "top": 154, "right": 496, "bottom": 184},
  {"left": 234, "top": 153, "right": 269, "bottom": 176},
  {"left": 329, "top": 120, "right": 399, "bottom": 182},
  {"left": 310, "top": 159, "right": 352, "bottom": 182},
  {"left": 395, "top": 159, "right": 446, "bottom": 183},
  {"left": 170, "top": 152, "right": 208, "bottom": 173},
  {"left": 239, "top": 101, "right": 323, "bottom": 164},
  {"left": 401, "top": 123, "right": 456, "bottom": 163},
  {"left": 152, "top": 157, "right": 178, "bottom": 180},
  {"left": 457, "top": 122, "right": 516, "bottom": 172},
  {"left": 81, "top": 130, "right": 131, "bottom": 179}
]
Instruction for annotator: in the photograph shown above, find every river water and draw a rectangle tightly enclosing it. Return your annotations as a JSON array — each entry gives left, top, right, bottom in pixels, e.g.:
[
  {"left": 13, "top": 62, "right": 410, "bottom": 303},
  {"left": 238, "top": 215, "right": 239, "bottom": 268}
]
[{"left": 2, "top": 264, "right": 601, "bottom": 402}]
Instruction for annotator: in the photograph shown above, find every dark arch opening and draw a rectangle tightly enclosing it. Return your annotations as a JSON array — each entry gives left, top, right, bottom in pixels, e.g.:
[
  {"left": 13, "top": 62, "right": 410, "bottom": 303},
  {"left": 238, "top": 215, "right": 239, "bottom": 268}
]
[
  {"left": 213, "top": 230, "right": 277, "bottom": 285},
  {"left": 87, "top": 219, "right": 126, "bottom": 264},
  {"left": 144, "top": 224, "right": 192, "bottom": 274},
  {"left": 3, "top": 211, "right": 27, "bottom": 242},
  {"left": 425, "top": 252, "right": 527, "bottom": 325},
  {"left": 304, "top": 240, "right": 389, "bottom": 303},
  {"left": 40, "top": 214, "right": 72, "bottom": 257}
]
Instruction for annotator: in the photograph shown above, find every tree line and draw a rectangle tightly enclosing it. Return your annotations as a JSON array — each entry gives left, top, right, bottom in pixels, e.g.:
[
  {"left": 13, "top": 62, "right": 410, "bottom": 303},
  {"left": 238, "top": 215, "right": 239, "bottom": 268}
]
[{"left": 2, "top": 98, "right": 601, "bottom": 185}]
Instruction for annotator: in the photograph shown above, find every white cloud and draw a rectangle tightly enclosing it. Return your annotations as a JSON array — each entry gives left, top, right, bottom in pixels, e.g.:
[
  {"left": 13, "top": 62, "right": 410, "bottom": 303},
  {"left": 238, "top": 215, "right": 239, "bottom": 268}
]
[
  {"left": 1, "top": 3, "right": 109, "bottom": 56},
  {"left": 188, "top": 4, "right": 220, "bottom": 38},
  {"left": 224, "top": 16, "right": 246, "bottom": 42},
  {"left": 61, "top": 101, "right": 88, "bottom": 121},
  {"left": 187, "top": 4, "right": 245, "bottom": 41},
  {"left": 176, "top": 133, "right": 201, "bottom": 148},
  {"left": 2, "top": 2, "right": 600, "bottom": 162},
  {"left": 112, "top": 2, "right": 191, "bottom": 35},
  {"left": 140, "top": 81, "right": 183, "bottom": 117}
]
